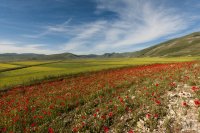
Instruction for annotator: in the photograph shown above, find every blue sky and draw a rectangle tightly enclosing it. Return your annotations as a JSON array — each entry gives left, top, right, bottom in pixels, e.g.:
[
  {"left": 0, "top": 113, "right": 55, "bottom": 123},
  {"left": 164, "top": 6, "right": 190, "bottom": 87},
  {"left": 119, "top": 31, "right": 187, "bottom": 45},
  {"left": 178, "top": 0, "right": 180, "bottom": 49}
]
[{"left": 0, "top": 0, "right": 200, "bottom": 55}]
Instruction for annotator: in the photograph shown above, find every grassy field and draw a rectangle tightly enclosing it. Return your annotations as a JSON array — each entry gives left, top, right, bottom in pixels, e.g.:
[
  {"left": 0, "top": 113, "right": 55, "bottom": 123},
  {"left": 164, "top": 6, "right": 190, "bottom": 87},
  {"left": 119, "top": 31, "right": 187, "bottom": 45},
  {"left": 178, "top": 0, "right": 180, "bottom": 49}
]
[
  {"left": 0, "top": 57, "right": 199, "bottom": 90},
  {"left": 0, "top": 63, "right": 21, "bottom": 70}
]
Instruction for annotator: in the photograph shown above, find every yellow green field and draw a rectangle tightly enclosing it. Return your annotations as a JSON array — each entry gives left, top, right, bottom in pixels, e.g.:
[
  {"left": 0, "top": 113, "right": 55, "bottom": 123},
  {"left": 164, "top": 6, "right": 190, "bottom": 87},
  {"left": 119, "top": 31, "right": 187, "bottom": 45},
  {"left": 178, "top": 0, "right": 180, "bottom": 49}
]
[
  {"left": 0, "top": 57, "right": 199, "bottom": 90},
  {"left": 0, "top": 63, "right": 21, "bottom": 70}
]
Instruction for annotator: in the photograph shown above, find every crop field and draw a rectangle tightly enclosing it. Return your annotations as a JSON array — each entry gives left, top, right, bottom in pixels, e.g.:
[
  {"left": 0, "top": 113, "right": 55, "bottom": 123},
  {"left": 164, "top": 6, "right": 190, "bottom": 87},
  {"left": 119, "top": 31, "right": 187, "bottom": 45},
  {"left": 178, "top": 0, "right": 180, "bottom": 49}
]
[
  {"left": 0, "top": 58, "right": 200, "bottom": 132},
  {"left": 0, "top": 63, "right": 21, "bottom": 71},
  {"left": 0, "top": 57, "right": 199, "bottom": 90}
]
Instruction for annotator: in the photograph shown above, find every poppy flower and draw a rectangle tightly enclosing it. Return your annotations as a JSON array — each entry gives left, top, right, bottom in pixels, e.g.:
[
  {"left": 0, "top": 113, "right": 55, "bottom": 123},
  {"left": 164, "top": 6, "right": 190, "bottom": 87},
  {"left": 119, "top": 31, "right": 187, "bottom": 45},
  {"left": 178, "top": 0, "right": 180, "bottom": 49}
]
[
  {"left": 108, "top": 112, "right": 113, "bottom": 117},
  {"left": 182, "top": 102, "right": 187, "bottom": 107},
  {"left": 103, "top": 126, "right": 109, "bottom": 133},
  {"left": 72, "top": 127, "right": 78, "bottom": 132},
  {"left": 154, "top": 114, "right": 158, "bottom": 118},
  {"left": 128, "top": 130, "right": 134, "bottom": 133},
  {"left": 155, "top": 100, "right": 161, "bottom": 105},
  {"left": 192, "top": 86, "right": 199, "bottom": 92},
  {"left": 82, "top": 122, "right": 85, "bottom": 127},
  {"left": 146, "top": 113, "right": 151, "bottom": 119},
  {"left": 194, "top": 100, "right": 200, "bottom": 106},
  {"left": 31, "top": 123, "right": 36, "bottom": 127},
  {"left": 82, "top": 115, "right": 86, "bottom": 119},
  {"left": 48, "top": 127, "right": 54, "bottom": 133},
  {"left": 1, "top": 128, "right": 6, "bottom": 132},
  {"left": 155, "top": 83, "right": 159, "bottom": 87},
  {"left": 101, "top": 115, "right": 106, "bottom": 120}
]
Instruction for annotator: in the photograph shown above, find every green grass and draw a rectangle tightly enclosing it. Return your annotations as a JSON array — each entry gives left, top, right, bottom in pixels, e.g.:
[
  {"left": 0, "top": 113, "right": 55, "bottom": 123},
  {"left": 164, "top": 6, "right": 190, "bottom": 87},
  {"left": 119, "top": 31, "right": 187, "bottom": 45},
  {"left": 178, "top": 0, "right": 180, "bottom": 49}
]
[
  {"left": 0, "top": 57, "right": 199, "bottom": 90},
  {"left": 0, "top": 63, "right": 21, "bottom": 70},
  {"left": 10, "top": 61, "right": 58, "bottom": 66}
]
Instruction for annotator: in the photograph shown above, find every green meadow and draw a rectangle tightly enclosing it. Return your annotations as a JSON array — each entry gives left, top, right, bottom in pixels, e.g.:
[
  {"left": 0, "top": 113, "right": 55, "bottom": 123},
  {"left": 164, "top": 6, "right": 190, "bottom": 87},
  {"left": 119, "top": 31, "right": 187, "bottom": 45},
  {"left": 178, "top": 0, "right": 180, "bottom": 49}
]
[{"left": 0, "top": 57, "right": 199, "bottom": 90}]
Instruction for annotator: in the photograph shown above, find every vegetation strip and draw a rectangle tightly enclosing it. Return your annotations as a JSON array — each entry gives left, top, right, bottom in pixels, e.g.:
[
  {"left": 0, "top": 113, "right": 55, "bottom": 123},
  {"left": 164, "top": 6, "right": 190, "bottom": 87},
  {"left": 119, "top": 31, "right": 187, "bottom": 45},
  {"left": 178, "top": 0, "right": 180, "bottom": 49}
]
[
  {"left": 0, "top": 60, "right": 63, "bottom": 73},
  {"left": 0, "top": 57, "right": 198, "bottom": 90}
]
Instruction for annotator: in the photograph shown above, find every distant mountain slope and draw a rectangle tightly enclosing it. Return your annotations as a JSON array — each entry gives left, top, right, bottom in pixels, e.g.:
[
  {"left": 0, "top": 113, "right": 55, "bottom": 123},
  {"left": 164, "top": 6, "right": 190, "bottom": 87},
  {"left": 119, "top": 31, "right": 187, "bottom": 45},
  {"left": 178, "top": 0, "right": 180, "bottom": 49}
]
[
  {"left": 0, "top": 53, "right": 45, "bottom": 61},
  {"left": 133, "top": 32, "right": 200, "bottom": 57},
  {"left": 0, "top": 32, "right": 200, "bottom": 61}
]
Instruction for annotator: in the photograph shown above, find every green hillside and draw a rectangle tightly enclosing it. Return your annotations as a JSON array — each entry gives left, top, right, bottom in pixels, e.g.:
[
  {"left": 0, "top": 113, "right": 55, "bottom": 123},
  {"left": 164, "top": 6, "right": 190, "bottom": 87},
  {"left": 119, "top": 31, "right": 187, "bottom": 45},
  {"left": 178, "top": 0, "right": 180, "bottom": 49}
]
[{"left": 134, "top": 32, "right": 200, "bottom": 57}]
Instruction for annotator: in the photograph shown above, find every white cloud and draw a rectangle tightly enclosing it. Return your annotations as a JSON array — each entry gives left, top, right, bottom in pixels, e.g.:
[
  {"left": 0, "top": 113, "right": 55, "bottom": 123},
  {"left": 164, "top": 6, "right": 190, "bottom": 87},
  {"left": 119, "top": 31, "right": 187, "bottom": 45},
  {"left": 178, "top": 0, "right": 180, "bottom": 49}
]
[
  {"left": 22, "top": 0, "right": 196, "bottom": 54},
  {"left": 23, "top": 19, "right": 72, "bottom": 38},
  {"left": 61, "top": 0, "right": 189, "bottom": 54},
  {"left": 0, "top": 40, "right": 57, "bottom": 54}
]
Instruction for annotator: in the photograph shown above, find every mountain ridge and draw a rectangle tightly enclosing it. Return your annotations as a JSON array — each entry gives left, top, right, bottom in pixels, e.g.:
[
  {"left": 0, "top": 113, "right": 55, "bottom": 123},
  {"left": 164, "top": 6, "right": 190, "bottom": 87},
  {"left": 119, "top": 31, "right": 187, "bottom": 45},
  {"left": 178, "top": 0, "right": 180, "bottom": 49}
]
[{"left": 0, "top": 32, "right": 200, "bottom": 61}]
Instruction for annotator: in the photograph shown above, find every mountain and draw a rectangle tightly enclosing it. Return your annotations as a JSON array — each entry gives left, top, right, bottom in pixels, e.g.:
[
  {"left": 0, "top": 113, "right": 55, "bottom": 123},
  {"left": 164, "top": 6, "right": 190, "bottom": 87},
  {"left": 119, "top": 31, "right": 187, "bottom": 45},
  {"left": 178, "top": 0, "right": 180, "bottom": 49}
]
[
  {"left": 0, "top": 53, "right": 46, "bottom": 61},
  {"left": 132, "top": 32, "right": 200, "bottom": 57},
  {"left": 0, "top": 32, "right": 200, "bottom": 61}
]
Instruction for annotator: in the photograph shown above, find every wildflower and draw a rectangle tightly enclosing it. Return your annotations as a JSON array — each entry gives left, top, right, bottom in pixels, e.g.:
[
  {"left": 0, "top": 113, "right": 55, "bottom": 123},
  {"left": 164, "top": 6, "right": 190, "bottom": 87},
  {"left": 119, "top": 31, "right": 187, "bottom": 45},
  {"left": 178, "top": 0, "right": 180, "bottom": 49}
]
[
  {"left": 155, "top": 100, "right": 161, "bottom": 105},
  {"left": 1, "top": 128, "right": 6, "bottom": 132},
  {"left": 108, "top": 112, "right": 113, "bottom": 117},
  {"left": 31, "top": 123, "right": 36, "bottom": 127},
  {"left": 119, "top": 97, "right": 124, "bottom": 104},
  {"left": 72, "top": 127, "right": 78, "bottom": 132},
  {"left": 192, "top": 86, "right": 199, "bottom": 92},
  {"left": 82, "top": 115, "right": 86, "bottom": 119},
  {"left": 194, "top": 99, "right": 200, "bottom": 106},
  {"left": 128, "top": 130, "right": 134, "bottom": 133},
  {"left": 96, "top": 108, "right": 100, "bottom": 112},
  {"left": 154, "top": 114, "right": 158, "bottom": 118},
  {"left": 101, "top": 115, "right": 106, "bottom": 120},
  {"left": 93, "top": 113, "right": 97, "bottom": 117},
  {"left": 49, "top": 105, "right": 54, "bottom": 109},
  {"left": 170, "top": 82, "right": 176, "bottom": 87},
  {"left": 155, "top": 83, "right": 159, "bottom": 87},
  {"left": 43, "top": 111, "right": 47, "bottom": 115},
  {"left": 182, "top": 102, "right": 187, "bottom": 107},
  {"left": 48, "top": 127, "right": 54, "bottom": 133},
  {"left": 146, "top": 113, "right": 151, "bottom": 119},
  {"left": 103, "top": 126, "right": 109, "bottom": 133},
  {"left": 39, "top": 115, "right": 43, "bottom": 119},
  {"left": 82, "top": 122, "right": 85, "bottom": 127}
]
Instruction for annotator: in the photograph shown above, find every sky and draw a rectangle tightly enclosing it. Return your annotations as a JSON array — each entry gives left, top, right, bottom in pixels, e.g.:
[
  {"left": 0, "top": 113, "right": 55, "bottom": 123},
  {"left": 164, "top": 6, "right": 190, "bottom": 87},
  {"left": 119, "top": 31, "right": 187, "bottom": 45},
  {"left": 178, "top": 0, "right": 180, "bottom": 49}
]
[{"left": 0, "top": 0, "right": 200, "bottom": 55}]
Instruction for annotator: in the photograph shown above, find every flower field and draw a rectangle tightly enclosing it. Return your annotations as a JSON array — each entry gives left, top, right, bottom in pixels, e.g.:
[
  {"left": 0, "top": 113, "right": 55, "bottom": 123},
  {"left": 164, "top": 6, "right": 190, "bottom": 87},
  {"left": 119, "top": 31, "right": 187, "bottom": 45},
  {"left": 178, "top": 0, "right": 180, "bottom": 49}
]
[{"left": 0, "top": 61, "right": 200, "bottom": 132}]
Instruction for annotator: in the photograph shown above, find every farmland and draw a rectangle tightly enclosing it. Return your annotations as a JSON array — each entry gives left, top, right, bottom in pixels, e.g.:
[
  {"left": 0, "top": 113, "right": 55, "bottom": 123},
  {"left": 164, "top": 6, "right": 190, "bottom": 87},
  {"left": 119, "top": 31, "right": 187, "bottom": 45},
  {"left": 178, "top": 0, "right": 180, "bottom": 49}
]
[
  {"left": 0, "top": 57, "right": 199, "bottom": 90},
  {"left": 0, "top": 57, "right": 200, "bottom": 132}
]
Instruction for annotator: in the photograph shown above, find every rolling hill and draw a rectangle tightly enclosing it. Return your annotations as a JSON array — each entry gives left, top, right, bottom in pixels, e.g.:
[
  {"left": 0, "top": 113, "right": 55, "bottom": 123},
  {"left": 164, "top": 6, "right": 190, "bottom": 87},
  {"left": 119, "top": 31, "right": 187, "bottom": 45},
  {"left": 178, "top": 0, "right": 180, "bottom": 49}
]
[
  {"left": 0, "top": 32, "right": 200, "bottom": 61},
  {"left": 132, "top": 32, "right": 200, "bottom": 57}
]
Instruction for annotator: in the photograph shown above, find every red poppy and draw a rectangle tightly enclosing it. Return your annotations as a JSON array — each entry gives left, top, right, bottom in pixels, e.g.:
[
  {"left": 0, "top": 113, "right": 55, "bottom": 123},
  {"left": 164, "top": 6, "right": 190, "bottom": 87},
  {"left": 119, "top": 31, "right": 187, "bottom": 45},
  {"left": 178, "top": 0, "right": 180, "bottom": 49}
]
[
  {"left": 155, "top": 83, "right": 159, "bottom": 87},
  {"left": 155, "top": 100, "right": 161, "bottom": 105},
  {"left": 192, "top": 86, "right": 199, "bottom": 92},
  {"left": 108, "top": 112, "right": 113, "bottom": 117},
  {"left": 31, "top": 123, "right": 36, "bottom": 127},
  {"left": 103, "top": 126, "right": 109, "bottom": 133},
  {"left": 39, "top": 115, "right": 43, "bottom": 119},
  {"left": 82, "top": 115, "right": 86, "bottom": 119},
  {"left": 72, "top": 127, "right": 78, "bottom": 132},
  {"left": 154, "top": 114, "right": 158, "bottom": 118},
  {"left": 194, "top": 100, "right": 200, "bottom": 106},
  {"left": 182, "top": 102, "right": 187, "bottom": 107},
  {"left": 101, "top": 115, "right": 106, "bottom": 120},
  {"left": 146, "top": 113, "right": 151, "bottom": 119},
  {"left": 128, "top": 130, "right": 134, "bottom": 133},
  {"left": 48, "top": 128, "right": 54, "bottom": 133},
  {"left": 82, "top": 122, "right": 85, "bottom": 127},
  {"left": 1, "top": 128, "right": 6, "bottom": 132}
]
